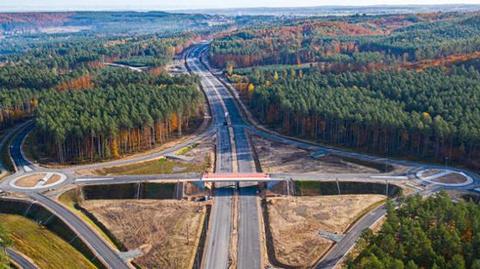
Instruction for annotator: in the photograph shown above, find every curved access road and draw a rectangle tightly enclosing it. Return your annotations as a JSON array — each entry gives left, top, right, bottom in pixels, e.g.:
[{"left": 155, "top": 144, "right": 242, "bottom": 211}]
[
  {"left": 6, "top": 248, "right": 38, "bottom": 269},
  {"left": 28, "top": 192, "right": 130, "bottom": 269}
]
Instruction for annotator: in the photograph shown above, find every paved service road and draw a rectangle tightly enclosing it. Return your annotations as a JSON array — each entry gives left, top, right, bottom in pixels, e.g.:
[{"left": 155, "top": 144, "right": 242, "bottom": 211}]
[
  {"left": 9, "top": 123, "right": 36, "bottom": 173},
  {"left": 315, "top": 205, "right": 386, "bottom": 269},
  {"left": 28, "top": 193, "right": 129, "bottom": 269},
  {"left": 6, "top": 248, "right": 38, "bottom": 269}
]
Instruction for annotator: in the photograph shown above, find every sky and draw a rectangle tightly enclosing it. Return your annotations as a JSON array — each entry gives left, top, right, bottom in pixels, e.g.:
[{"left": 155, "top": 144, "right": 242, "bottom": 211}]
[{"left": 2, "top": 0, "right": 480, "bottom": 12}]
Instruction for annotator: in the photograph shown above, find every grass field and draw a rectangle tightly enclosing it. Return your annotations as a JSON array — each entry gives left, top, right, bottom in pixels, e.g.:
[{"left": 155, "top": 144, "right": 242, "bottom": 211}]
[
  {"left": 95, "top": 157, "right": 208, "bottom": 175},
  {"left": 0, "top": 214, "right": 96, "bottom": 269}
]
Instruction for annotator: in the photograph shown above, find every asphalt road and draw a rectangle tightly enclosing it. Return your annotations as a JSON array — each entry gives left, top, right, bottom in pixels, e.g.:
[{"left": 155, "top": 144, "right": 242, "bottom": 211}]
[
  {"left": 8, "top": 122, "right": 36, "bottom": 173},
  {"left": 315, "top": 205, "right": 387, "bottom": 269},
  {"left": 28, "top": 193, "right": 129, "bottom": 269},
  {"left": 196, "top": 45, "right": 263, "bottom": 269},
  {"left": 188, "top": 45, "right": 234, "bottom": 269},
  {"left": 6, "top": 248, "right": 38, "bottom": 269}
]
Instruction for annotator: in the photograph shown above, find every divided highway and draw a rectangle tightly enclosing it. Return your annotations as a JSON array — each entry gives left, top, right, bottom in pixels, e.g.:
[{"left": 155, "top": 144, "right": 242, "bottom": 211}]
[
  {"left": 188, "top": 45, "right": 262, "bottom": 269},
  {"left": 188, "top": 46, "right": 234, "bottom": 269}
]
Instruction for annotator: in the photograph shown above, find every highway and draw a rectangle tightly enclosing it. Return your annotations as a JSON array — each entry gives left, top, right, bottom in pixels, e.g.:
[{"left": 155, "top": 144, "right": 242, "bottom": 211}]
[
  {"left": 6, "top": 248, "right": 38, "bottom": 269},
  {"left": 188, "top": 45, "right": 234, "bottom": 269},
  {"left": 195, "top": 45, "right": 262, "bottom": 269}
]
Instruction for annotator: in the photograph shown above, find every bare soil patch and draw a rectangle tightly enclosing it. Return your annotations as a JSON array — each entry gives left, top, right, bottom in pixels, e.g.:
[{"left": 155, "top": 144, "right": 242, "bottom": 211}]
[
  {"left": 432, "top": 172, "right": 468, "bottom": 184},
  {"left": 46, "top": 174, "right": 61, "bottom": 185},
  {"left": 420, "top": 169, "right": 442, "bottom": 177},
  {"left": 81, "top": 200, "right": 206, "bottom": 269},
  {"left": 266, "top": 195, "right": 386, "bottom": 268},
  {"left": 252, "top": 136, "right": 378, "bottom": 174},
  {"left": 15, "top": 173, "right": 46, "bottom": 187}
]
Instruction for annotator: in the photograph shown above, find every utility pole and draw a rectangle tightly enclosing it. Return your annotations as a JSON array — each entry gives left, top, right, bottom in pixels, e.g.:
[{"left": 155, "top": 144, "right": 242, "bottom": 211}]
[
  {"left": 336, "top": 178, "right": 341, "bottom": 195},
  {"left": 385, "top": 179, "right": 389, "bottom": 196},
  {"left": 286, "top": 178, "right": 291, "bottom": 196}
]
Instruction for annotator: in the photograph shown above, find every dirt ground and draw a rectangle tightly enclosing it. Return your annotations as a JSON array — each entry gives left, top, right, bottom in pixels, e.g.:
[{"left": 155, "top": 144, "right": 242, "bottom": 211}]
[
  {"left": 266, "top": 195, "right": 386, "bottom": 268},
  {"left": 252, "top": 136, "right": 378, "bottom": 174},
  {"left": 15, "top": 173, "right": 46, "bottom": 187},
  {"left": 178, "top": 137, "right": 215, "bottom": 173},
  {"left": 81, "top": 200, "right": 207, "bottom": 269},
  {"left": 433, "top": 172, "right": 468, "bottom": 184}
]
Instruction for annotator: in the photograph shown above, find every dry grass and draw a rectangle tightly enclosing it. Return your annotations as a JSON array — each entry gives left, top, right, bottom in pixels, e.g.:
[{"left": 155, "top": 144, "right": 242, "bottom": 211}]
[
  {"left": 81, "top": 200, "right": 206, "bottom": 269},
  {"left": 252, "top": 136, "right": 378, "bottom": 174},
  {"left": 0, "top": 214, "right": 96, "bottom": 269},
  {"left": 15, "top": 173, "right": 46, "bottom": 187},
  {"left": 266, "top": 195, "right": 386, "bottom": 268}
]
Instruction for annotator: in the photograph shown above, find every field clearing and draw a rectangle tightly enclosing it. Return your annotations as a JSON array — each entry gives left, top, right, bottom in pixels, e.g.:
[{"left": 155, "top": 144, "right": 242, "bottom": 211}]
[
  {"left": 82, "top": 199, "right": 206, "bottom": 269},
  {"left": 252, "top": 136, "right": 378, "bottom": 174},
  {"left": 0, "top": 214, "right": 96, "bottom": 269},
  {"left": 266, "top": 195, "right": 386, "bottom": 268}
]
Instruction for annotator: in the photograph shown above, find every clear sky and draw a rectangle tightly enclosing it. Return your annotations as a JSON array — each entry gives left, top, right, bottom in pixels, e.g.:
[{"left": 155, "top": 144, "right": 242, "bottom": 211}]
[{"left": 2, "top": 0, "right": 480, "bottom": 12}]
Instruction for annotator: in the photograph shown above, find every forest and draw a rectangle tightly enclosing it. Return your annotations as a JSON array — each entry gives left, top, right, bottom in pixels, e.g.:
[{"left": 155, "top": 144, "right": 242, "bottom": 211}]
[
  {"left": 209, "top": 12, "right": 480, "bottom": 69},
  {"left": 348, "top": 193, "right": 480, "bottom": 269},
  {"left": 213, "top": 11, "right": 480, "bottom": 170},
  {"left": 239, "top": 66, "right": 480, "bottom": 169},
  {"left": 0, "top": 30, "right": 205, "bottom": 163},
  {"left": 35, "top": 70, "right": 202, "bottom": 163}
]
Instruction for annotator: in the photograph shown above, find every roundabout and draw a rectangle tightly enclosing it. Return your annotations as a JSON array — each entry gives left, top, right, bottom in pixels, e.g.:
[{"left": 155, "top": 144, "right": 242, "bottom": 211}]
[
  {"left": 416, "top": 169, "right": 474, "bottom": 187},
  {"left": 9, "top": 172, "right": 67, "bottom": 190}
]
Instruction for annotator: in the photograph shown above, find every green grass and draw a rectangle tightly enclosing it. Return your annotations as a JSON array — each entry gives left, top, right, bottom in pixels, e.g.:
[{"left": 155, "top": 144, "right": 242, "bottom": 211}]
[
  {"left": 97, "top": 157, "right": 207, "bottom": 175},
  {"left": 175, "top": 143, "right": 198, "bottom": 155},
  {"left": 58, "top": 190, "right": 118, "bottom": 248},
  {"left": 0, "top": 214, "right": 97, "bottom": 269}
]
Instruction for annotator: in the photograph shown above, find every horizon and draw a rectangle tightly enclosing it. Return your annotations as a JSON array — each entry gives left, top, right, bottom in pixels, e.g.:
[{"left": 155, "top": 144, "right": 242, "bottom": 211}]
[{"left": 1, "top": 2, "right": 480, "bottom": 12}]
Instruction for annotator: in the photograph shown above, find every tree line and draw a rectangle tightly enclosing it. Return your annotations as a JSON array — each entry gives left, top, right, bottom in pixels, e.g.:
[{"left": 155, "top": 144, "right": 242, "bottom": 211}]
[
  {"left": 0, "top": 33, "right": 204, "bottom": 163},
  {"left": 348, "top": 192, "right": 480, "bottom": 269},
  {"left": 242, "top": 66, "right": 480, "bottom": 170}
]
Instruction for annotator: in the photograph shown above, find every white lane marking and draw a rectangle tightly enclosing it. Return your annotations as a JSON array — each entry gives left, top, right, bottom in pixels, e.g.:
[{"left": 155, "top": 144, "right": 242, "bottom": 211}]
[
  {"left": 75, "top": 177, "right": 114, "bottom": 182},
  {"left": 23, "top": 166, "right": 32, "bottom": 172}
]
